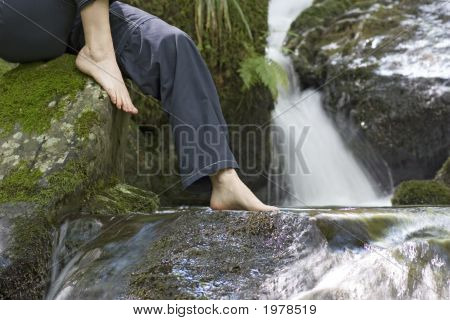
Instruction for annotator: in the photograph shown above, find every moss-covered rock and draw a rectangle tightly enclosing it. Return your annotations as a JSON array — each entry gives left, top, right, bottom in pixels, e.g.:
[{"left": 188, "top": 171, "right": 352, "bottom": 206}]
[
  {"left": 123, "top": 0, "right": 274, "bottom": 205},
  {"left": 391, "top": 157, "right": 450, "bottom": 205},
  {"left": 0, "top": 55, "right": 86, "bottom": 137},
  {"left": 287, "top": 0, "right": 450, "bottom": 185},
  {"left": 83, "top": 183, "right": 159, "bottom": 215},
  {"left": 0, "top": 213, "right": 53, "bottom": 299},
  {"left": 0, "top": 55, "right": 133, "bottom": 298},
  {"left": 392, "top": 180, "right": 450, "bottom": 206}
]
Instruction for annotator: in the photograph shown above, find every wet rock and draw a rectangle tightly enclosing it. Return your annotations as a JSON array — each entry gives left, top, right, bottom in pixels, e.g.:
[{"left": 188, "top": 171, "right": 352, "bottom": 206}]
[
  {"left": 287, "top": 0, "right": 450, "bottom": 184},
  {"left": 129, "top": 210, "right": 325, "bottom": 299},
  {"left": 40, "top": 208, "right": 450, "bottom": 300},
  {"left": 82, "top": 183, "right": 159, "bottom": 215},
  {"left": 45, "top": 213, "right": 179, "bottom": 300},
  {"left": 0, "top": 55, "right": 130, "bottom": 298}
]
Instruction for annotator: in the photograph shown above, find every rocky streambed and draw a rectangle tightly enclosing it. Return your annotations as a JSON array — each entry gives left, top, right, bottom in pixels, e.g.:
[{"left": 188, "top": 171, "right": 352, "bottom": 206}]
[{"left": 42, "top": 207, "right": 450, "bottom": 300}]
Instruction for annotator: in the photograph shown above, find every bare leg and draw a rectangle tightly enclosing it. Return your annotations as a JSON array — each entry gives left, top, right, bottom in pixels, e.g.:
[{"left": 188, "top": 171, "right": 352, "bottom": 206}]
[
  {"left": 75, "top": 0, "right": 138, "bottom": 114},
  {"left": 210, "top": 169, "right": 278, "bottom": 211}
]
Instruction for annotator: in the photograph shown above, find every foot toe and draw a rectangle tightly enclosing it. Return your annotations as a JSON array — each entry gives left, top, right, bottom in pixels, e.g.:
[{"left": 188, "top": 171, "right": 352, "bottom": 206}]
[
  {"left": 106, "top": 88, "right": 117, "bottom": 105},
  {"left": 116, "top": 94, "right": 124, "bottom": 110}
]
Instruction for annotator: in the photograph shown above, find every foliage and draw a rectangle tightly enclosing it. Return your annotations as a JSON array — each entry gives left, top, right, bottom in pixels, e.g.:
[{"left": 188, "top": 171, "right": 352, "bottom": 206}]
[
  {"left": 194, "top": 0, "right": 253, "bottom": 49},
  {"left": 392, "top": 180, "right": 450, "bottom": 206},
  {"left": 239, "top": 54, "right": 288, "bottom": 100}
]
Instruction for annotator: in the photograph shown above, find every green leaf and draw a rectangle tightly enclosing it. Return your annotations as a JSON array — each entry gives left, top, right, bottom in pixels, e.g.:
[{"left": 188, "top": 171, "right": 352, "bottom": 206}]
[{"left": 239, "top": 54, "right": 288, "bottom": 100}]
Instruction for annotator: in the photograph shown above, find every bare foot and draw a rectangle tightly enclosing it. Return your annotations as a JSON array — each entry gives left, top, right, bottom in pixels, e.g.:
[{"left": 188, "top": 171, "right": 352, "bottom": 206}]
[
  {"left": 210, "top": 169, "right": 278, "bottom": 212},
  {"left": 75, "top": 45, "right": 138, "bottom": 114}
]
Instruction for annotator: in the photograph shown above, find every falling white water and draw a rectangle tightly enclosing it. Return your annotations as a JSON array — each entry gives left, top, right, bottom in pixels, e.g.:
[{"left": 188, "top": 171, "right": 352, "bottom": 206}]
[{"left": 267, "top": 0, "right": 390, "bottom": 206}]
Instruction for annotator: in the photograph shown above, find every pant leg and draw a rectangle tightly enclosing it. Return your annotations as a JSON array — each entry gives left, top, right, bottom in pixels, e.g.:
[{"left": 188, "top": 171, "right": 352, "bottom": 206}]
[
  {"left": 0, "top": 0, "right": 77, "bottom": 62},
  {"left": 109, "top": 3, "right": 239, "bottom": 192}
]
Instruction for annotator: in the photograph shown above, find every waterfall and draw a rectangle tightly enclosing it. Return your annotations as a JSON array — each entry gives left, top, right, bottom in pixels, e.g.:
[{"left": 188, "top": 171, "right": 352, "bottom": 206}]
[{"left": 267, "top": 0, "right": 391, "bottom": 206}]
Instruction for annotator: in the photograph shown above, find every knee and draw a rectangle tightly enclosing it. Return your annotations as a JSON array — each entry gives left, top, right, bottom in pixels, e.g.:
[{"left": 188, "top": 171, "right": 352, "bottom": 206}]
[{"left": 159, "top": 26, "right": 195, "bottom": 52}]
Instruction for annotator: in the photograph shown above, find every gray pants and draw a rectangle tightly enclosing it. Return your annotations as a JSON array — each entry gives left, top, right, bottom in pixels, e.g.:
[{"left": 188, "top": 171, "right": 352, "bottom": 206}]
[{"left": 0, "top": 0, "right": 239, "bottom": 192}]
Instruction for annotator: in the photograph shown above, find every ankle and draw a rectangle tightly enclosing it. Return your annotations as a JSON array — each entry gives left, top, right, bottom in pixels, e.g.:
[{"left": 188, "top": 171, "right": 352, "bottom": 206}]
[
  {"left": 80, "top": 44, "right": 115, "bottom": 62},
  {"left": 210, "top": 169, "right": 238, "bottom": 187}
]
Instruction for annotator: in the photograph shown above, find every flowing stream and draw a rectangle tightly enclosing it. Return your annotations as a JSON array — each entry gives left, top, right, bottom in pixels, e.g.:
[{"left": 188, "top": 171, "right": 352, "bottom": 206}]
[
  {"left": 267, "top": 0, "right": 392, "bottom": 206},
  {"left": 45, "top": 207, "right": 449, "bottom": 299}
]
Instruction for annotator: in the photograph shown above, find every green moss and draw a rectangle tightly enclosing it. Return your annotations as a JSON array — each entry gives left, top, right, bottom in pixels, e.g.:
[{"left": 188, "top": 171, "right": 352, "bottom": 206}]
[
  {"left": 0, "top": 161, "right": 43, "bottom": 203},
  {"left": 0, "top": 58, "right": 16, "bottom": 76},
  {"left": 39, "top": 160, "right": 90, "bottom": 205},
  {"left": 0, "top": 159, "right": 89, "bottom": 207},
  {"left": 9, "top": 212, "right": 54, "bottom": 260},
  {"left": 0, "top": 212, "right": 54, "bottom": 299},
  {"left": 85, "top": 183, "right": 160, "bottom": 214},
  {"left": 0, "top": 55, "right": 86, "bottom": 137},
  {"left": 75, "top": 110, "right": 100, "bottom": 140},
  {"left": 392, "top": 180, "right": 450, "bottom": 205},
  {"left": 0, "top": 158, "right": 152, "bottom": 215}
]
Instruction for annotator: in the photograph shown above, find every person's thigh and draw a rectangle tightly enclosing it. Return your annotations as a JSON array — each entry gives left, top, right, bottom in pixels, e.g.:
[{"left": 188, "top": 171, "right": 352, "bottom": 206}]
[{"left": 0, "top": 0, "right": 76, "bottom": 62}]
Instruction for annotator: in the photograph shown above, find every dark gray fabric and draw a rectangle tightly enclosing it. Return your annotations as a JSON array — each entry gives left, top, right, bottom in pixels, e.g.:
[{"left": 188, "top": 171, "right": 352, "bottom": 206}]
[
  {"left": 0, "top": 0, "right": 239, "bottom": 192},
  {"left": 0, "top": 0, "right": 116, "bottom": 62},
  {"left": 0, "top": 0, "right": 76, "bottom": 62},
  {"left": 116, "top": 11, "right": 240, "bottom": 191}
]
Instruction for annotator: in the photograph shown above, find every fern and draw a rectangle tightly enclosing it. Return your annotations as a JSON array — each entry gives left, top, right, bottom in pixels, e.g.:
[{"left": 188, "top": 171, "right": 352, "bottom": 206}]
[{"left": 239, "top": 55, "right": 288, "bottom": 100}]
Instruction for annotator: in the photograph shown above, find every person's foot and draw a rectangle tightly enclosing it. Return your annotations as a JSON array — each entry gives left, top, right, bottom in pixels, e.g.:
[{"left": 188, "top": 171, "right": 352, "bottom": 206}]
[
  {"left": 210, "top": 169, "right": 278, "bottom": 212},
  {"left": 75, "top": 45, "right": 138, "bottom": 114}
]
